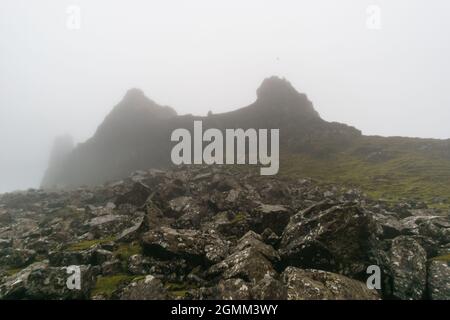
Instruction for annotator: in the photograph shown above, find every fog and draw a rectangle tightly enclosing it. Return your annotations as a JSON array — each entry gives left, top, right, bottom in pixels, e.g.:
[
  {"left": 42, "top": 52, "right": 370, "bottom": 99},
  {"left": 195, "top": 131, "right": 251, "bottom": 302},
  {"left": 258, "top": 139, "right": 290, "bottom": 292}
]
[{"left": 1, "top": 0, "right": 450, "bottom": 192}]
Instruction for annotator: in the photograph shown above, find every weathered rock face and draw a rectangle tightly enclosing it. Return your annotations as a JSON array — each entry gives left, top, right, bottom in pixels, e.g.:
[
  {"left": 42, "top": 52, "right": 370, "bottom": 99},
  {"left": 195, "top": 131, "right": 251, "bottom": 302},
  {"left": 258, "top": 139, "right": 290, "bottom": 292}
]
[
  {"left": 0, "top": 261, "right": 95, "bottom": 300},
  {"left": 384, "top": 236, "right": 427, "bottom": 300},
  {"left": 48, "top": 247, "right": 113, "bottom": 267},
  {"left": 0, "top": 248, "right": 36, "bottom": 268},
  {"left": 208, "top": 231, "right": 279, "bottom": 283},
  {"left": 281, "top": 267, "right": 379, "bottom": 300},
  {"left": 141, "top": 227, "right": 229, "bottom": 266},
  {"left": 252, "top": 275, "right": 288, "bottom": 300},
  {"left": 251, "top": 204, "right": 291, "bottom": 235},
  {"left": 196, "top": 278, "right": 254, "bottom": 300},
  {"left": 41, "top": 77, "right": 361, "bottom": 189},
  {"left": 427, "top": 260, "right": 450, "bottom": 300},
  {"left": 118, "top": 275, "right": 171, "bottom": 300},
  {"left": 1, "top": 262, "right": 48, "bottom": 299},
  {"left": 115, "top": 182, "right": 151, "bottom": 207},
  {"left": 116, "top": 216, "right": 147, "bottom": 242},
  {"left": 280, "top": 202, "right": 380, "bottom": 280},
  {"left": 0, "top": 165, "right": 449, "bottom": 300},
  {"left": 399, "top": 216, "right": 450, "bottom": 257}
]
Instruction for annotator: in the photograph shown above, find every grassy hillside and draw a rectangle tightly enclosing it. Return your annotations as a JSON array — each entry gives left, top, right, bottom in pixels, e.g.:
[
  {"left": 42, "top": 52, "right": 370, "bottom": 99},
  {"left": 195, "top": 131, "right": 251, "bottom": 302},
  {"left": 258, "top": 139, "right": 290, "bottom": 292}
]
[{"left": 280, "top": 136, "right": 450, "bottom": 208}]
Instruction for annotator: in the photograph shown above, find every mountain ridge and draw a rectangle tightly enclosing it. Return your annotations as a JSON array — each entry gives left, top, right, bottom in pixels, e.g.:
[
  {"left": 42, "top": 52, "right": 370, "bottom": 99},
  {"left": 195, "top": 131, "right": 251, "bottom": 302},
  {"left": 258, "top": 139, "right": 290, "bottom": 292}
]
[
  {"left": 41, "top": 77, "right": 450, "bottom": 206},
  {"left": 42, "top": 76, "right": 361, "bottom": 188}
]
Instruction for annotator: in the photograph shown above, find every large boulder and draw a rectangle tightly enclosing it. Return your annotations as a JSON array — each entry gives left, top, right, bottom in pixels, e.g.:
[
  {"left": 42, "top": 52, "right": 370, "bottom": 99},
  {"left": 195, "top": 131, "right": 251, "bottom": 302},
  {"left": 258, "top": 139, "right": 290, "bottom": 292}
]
[
  {"left": 0, "top": 238, "right": 12, "bottom": 249},
  {"left": 208, "top": 248, "right": 277, "bottom": 283},
  {"left": 215, "top": 279, "right": 253, "bottom": 300},
  {"left": 280, "top": 202, "right": 380, "bottom": 279},
  {"left": 49, "top": 247, "right": 112, "bottom": 267},
  {"left": 206, "top": 211, "right": 252, "bottom": 239},
  {"left": 0, "top": 261, "right": 95, "bottom": 299},
  {"left": 118, "top": 275, "right": 171, "bottom": 300},
  {"left": 252, "top": 275, "right": 288, "bottom": 300},
  {"left": 170, "top": 197, "right": 205, "bottom": 229},
  {"left": 234, "top": 231, "right": 280, "bottom": 263},
  {"left": 192, "top": 278, "right": 253, "bottom": 300},
  {"left": 281, "top": 267, "right": 380, "bottom": 300},
  {"left": 208, "top": 231, "right": 279, "bottom": 283},
  {"left": 372, "top": 213, "right": 402, "bottom": 239},
  {"left": 427, "top": 259, "right": 450, "bottom": 300},
  {"left": 400, "top": 215, "right": 449, "bottom": 235},
  {"left": 141, "top": 227, "right": 229, "bottom": 265},
  {"left": 116, "top": 215, "right": 147, "bottom": 242},
  {"left": 115, "top": 182, "right": 151, "bottom": 207},
  {"left": 250, "top": 204, "right": 291, "bottom": 235},
  {"left": 385, "top": 236, "right": 427, "bottom": 300},
  {"left": 127, "top": 254, "right": 151, "bottom": 275},
  {"left": 0, "top": 248, "right": 36, "bottom": 268},
  {"left": 0, "top": 261, "right": 48, "bottom": 299}
]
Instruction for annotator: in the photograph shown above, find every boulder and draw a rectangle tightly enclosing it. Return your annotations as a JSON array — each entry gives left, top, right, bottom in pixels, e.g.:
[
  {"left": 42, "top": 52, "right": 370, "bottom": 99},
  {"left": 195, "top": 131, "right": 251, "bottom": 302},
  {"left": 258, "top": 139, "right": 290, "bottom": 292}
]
[
  {"left": 87, "top": 214, "right": 123, "bottom": 227},
  {"left": 234, "top": 231, "right": 280, "bottom": 263},
  {"left": 0, "top": 261, "right": 95, "bottom": 299},
  {"left": 427, "top": 260, "right": 450, "bottom": 300},
  {"left": 251, "top": 204, "right": 291, "bottom": 235},
  {"left": 115, "top": 182, "right": 151, "bottom": 207},
  {"left": 101, "top": 259, "right": 123, "bottom": 275},
  {"left": 116, "top": 215, "right": 146, "bottom": 242},
  {"left": 214, "top": 278, "right": 253, "bottom": 300},
  {"left": 119, "top": 275, "right": 170, "bottom": 300},
  {"left": 127, "top": 254, "right": 150, "bottom": 275},
  {"left": 281, "top": 267, "right": 379, "bottom": 300},
  {"left": 0, "top": 238, "right": 12, "bottom": 249},
  {"left": 168, "top": 196, "right": 193, "bottom": 216},
  {"left": 252, "top": 275, "right": 288, "bottom": 300},
  {"left": 0, "top": 248, "right": 36, "bottom": 268},
  {"left": 141, "top": 227, "right": 229, "bottom": 265},
  {"left": 386, "top": 236, "right": 427, "bottom": 300},
  {"left": 261, "top": 228, "right": 280, "bottom": 247},
  {"left": 208, "top": 231, "right": 279, "bottom": 283},
  {"left": 49, "top": 248, "right": 112, "bottom": 267},
  {"left": 280, "top": 202, "right": 380, "bottom": 279}
]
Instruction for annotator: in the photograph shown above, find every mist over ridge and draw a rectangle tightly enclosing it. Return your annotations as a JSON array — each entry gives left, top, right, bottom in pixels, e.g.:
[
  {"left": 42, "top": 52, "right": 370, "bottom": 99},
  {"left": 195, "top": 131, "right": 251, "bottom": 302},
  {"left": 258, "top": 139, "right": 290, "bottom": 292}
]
[
  {"left": 41, "top": 76, "right": 450, "bottom": 195},
  {"left": 1, "top": 0, "right": 450, "bottom": 193}
]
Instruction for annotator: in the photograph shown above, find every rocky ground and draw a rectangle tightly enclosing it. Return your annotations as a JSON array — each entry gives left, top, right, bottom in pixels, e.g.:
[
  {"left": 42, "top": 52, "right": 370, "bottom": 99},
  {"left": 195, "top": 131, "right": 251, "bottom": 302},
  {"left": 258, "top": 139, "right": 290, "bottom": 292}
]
[{"left": 0, "top": 166, "right": 449, "bottom": 300}]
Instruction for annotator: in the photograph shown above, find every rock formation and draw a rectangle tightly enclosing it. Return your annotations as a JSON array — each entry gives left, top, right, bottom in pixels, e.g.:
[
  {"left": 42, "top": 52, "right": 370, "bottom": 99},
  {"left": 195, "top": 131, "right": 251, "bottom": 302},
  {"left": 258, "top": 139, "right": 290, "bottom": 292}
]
[
  {"left": 41, "top": 77, "right": 361, "bottom": 188},
  {"left": 1, "top": 165, "right": 449, "bottom": 299}
]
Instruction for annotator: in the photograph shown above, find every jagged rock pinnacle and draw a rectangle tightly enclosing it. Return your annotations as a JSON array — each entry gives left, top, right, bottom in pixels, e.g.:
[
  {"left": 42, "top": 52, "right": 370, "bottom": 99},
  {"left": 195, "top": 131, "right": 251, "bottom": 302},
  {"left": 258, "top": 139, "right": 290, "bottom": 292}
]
[
  {"left": 255, "top": 76, "right": 319, "bottom": 119},
  {"left": 121, "top": 88, "right": 147, "bottom": 105},
  {"left": 256, "top": 76, "right": 299, "bottom": 101}
]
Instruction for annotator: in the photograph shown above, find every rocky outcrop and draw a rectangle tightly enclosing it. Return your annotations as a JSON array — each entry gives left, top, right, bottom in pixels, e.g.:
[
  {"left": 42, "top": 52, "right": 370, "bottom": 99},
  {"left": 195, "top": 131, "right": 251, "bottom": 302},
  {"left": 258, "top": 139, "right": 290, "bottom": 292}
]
[
  {"left": 0, "top": 262, "right": 95, "bottom": 300},
  {"left": 381, "top": 236, "right": 427, "bottom": 299},
  {"left": 279, "top": 202, "right": 380, "bottom": 280},
  {"left": 141, "top": 227, "right": 229, "bottom": 265},
  {"left": 1, "top": 165, "right": 449, "bottom": 300},
  {"left": 118, "top": 275, "right": 171, "bottom": 300},
  {"left": 281, "top": 267, "right": 379, "bottom": 300},
  {"left": 41, "top": 77, "right": 361, "bottom": 189},
  {"left": 208, "top": 231, "right": 279, "bottom": 283},
  {"left": 427, "top": 260, "right": 450, "bottom": 300}
]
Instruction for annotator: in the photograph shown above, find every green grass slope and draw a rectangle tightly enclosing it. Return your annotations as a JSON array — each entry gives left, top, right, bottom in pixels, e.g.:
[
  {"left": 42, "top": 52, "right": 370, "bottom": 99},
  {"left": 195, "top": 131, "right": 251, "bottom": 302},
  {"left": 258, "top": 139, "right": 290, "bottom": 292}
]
[{"left": 280, "top": 136, "right": 450, "bottom": 208}]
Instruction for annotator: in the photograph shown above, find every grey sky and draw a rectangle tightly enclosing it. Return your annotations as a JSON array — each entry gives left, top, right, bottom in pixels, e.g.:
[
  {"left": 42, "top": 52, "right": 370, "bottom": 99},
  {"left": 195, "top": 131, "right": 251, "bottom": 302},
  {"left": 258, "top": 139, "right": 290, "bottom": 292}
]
[{"left": 1, "top": 0, "right": 450, "bottom": 192}]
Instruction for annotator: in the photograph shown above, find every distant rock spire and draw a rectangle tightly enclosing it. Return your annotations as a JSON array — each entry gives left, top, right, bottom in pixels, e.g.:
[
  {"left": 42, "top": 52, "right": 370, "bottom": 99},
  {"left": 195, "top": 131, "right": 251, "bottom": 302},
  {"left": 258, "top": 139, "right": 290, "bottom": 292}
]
[
  {"left": 256, "top": 76, "right": 299, "bottom": 101},
  {"left": 122, "top": 88, "right": 146, "bottom": 103},
  {"left": 255, "top": 76, "right": 320, "bottom": 119}
]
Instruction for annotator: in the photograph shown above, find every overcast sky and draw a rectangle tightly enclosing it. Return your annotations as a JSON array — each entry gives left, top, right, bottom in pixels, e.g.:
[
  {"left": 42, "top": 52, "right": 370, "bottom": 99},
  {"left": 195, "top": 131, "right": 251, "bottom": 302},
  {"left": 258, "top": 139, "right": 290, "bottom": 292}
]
[{"left": 1, "top": 0, "right": 450, "bottom": 192}]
